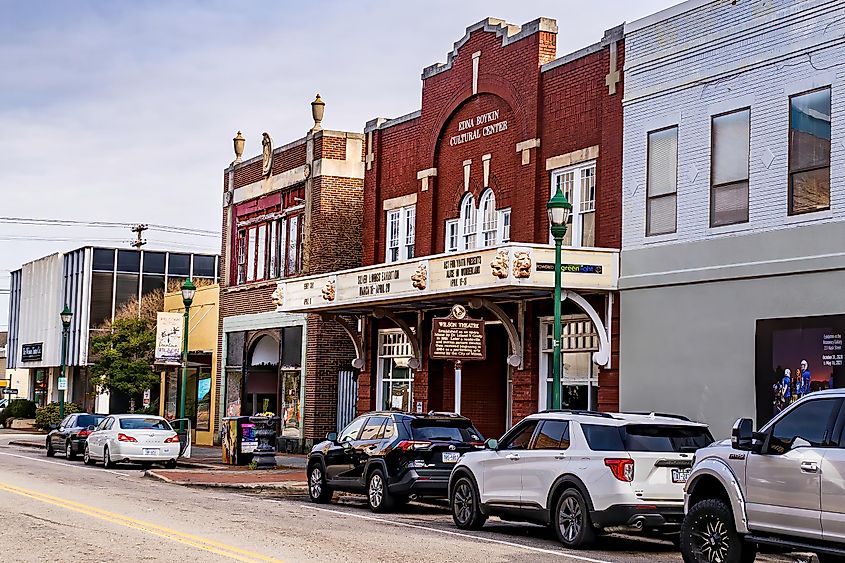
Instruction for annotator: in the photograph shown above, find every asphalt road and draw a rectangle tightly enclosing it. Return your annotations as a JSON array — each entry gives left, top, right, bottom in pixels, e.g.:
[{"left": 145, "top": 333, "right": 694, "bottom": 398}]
[{"left": 0, "top": 435, "right": 809, "bottom": 563}]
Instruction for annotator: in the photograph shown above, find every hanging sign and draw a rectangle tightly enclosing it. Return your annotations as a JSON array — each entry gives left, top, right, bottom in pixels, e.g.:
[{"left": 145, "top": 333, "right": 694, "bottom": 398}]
[
  {"left": 21, "top": 343, "right": 43, "bottom": 362},
  {"left": 155, "top": 312, "right": 183, "bottom": 365},
  {"left": 430, "top": 305, "right": 486, "bottom": 361}
]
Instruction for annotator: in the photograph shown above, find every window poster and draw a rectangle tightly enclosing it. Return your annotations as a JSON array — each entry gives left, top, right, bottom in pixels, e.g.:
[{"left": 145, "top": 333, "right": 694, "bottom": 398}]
[{"left": 756, "top": 315, "right": 844, "bottom": 426}]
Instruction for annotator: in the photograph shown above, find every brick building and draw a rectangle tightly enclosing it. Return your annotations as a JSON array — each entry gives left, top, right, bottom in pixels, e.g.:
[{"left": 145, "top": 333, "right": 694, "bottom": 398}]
[
  {"left": 277, "top": 18, "right": 625, "bottom": 440},
  {"left": 218, "top": 100, "right": 365, "bottom": 450}
]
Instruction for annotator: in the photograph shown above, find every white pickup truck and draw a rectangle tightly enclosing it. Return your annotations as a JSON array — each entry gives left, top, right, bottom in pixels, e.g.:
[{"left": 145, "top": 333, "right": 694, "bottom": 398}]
[{"left": 680, "top": 389, "right": 845, "bottom": 563}]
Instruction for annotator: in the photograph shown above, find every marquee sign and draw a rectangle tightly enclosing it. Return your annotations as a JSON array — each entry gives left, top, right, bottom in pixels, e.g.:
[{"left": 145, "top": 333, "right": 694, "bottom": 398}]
[{"left": 277, "top": 243, "right": 618, "bottom": 313}]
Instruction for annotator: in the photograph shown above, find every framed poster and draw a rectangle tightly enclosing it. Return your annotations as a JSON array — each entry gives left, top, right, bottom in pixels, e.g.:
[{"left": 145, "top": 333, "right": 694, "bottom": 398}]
[{"left": 756, "top": 314, "right": 844, "bottom": 427}]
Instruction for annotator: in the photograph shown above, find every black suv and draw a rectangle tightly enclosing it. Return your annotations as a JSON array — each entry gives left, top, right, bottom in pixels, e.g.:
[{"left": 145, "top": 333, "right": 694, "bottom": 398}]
[{"left": 307, "top": 411, "right": 484, "bottom": 512}]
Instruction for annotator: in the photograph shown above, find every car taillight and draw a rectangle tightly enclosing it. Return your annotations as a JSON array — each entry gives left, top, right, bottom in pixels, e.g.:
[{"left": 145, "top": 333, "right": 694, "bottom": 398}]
[
  {"left": 78, "top": 430, "right": 90, "bottom": 438},
  {"left": 604, "top": 458, "right": 634, "bottom": 482},
  {"left": 117, "top": 433, "right": 137, "bottom": 443},
  {"left": 164, "top": 434, "right": 180, "bottom": 443},
  {"left": 397, "top": 440, "right": 432, "bottom": 451}
]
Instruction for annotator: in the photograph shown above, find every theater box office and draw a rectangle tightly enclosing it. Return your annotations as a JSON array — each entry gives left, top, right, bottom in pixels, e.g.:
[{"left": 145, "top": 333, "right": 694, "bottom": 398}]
[{"left": 277, "top": 17, "right": 626, "bottom": 440}]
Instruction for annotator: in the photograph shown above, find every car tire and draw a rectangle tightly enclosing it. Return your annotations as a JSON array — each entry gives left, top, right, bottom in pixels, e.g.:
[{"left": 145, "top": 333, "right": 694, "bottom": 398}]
[
  {"left": 680, "top": 499, "right": 757, "bottom": 563},
  {"left": 164, "top": 460, "right": 177, "bottom": 469},
  {"left": 83, "top": 444, "right": 96, "bottom": 466},
  {"left": 307, "top": 463, "right": 333, "bottom": 504},
  {"left": 553, "top": 489, "right": 596, "bottom": 548},
  {"left": 102, "top": 446, "right": 115, "bottom": 469},
  {"left": 65, "top": 441, "right": 76, "bottom": 461},
  {"left": 46, "top": 439, "right": 55, "bottom": 457},
  {"left": 366, "top": 468, "right": 394, "bottom": 513},
  {"left": 451, "top": 476, "right": 487, "bottom": 530}
]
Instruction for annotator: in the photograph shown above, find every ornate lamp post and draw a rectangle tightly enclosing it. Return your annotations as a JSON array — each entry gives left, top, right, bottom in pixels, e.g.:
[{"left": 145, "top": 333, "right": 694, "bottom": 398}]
[
  {"left": 546, "top": 187, "right": 572, "bottom": 410},
  {"left": 179, "top": 279, "right": 196, "bottom": 420},
  {"left": 59, "top": 305, "right": 73, "bottom": 418}
]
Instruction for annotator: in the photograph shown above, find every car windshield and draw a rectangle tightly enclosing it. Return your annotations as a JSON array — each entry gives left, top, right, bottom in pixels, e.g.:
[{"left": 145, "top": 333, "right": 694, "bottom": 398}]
[
  {"left": 119, "top": 418, "right": 172, "bottom": 431},
  {"left": 410, "top": 420, "right": 483, "bottom": 442},
  {"left": 582, "top": 423, "right": 713, "bottom": 452},
  {"left": 77, "top": 415, "right": 105, "bottom": 427}
]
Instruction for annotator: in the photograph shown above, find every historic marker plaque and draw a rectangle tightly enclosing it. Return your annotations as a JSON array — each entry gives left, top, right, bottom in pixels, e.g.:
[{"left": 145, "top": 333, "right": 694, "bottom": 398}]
[{"left": 430, "top": 305, "right": 486, "bottom": 361}]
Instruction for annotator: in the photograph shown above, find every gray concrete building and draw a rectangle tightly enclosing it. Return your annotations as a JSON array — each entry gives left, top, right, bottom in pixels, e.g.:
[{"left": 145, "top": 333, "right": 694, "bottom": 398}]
[{"left": 619, "top": 0, "right": 845, "bottom": 437}]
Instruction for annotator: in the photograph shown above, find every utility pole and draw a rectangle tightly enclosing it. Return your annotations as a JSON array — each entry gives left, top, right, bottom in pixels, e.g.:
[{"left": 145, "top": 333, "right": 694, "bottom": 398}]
[{"left": 130, "top": 224, "right": 148, "bottom": 249}]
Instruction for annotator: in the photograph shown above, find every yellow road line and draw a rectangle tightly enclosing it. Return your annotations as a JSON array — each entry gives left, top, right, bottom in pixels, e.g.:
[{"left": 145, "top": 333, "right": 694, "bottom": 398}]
[{"left": 0, "top": 482, "right": 286, "bottom": 563}]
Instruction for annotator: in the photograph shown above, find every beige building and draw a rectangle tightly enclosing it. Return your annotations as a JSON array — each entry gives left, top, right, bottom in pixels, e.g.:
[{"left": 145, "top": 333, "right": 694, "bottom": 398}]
[{"left": 158, "top": 284, "right": 219, "bottom": 446}]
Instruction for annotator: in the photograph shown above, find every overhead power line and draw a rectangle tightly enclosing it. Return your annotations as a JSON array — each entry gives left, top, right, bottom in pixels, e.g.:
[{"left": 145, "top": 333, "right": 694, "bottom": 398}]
[{"left": 0, "top": 216, "right": 219, "bottom": 237}]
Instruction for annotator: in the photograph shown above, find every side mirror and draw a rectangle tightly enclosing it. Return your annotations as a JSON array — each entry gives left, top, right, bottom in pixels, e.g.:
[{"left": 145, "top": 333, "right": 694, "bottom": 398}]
[
  {"left": 485, "top": 438, "right": 499, "bottom": 450},
  {"left": 326, "top": 431, "right": 337, "bottom": 442},
  {"left": 731, "top": 418, "right": 754, "bottom": 451},
  {"left": 87, "top": 425, "right": 96, "bottom": 431}
]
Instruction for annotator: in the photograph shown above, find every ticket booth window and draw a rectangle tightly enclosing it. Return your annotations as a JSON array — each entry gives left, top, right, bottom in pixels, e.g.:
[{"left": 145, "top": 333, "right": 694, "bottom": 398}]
[
  {"left": 539, "top": 316, "right": 599, "bottom": 411},
  {"left": 377, "top": 330, "right": 413, "bottom": 411}
]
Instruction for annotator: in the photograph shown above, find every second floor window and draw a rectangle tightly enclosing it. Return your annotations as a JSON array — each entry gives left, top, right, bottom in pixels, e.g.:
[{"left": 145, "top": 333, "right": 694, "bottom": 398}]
[
  {"left": 236, "top": 213, "right": 303, "bottom": 285},
  {"left": 789, "top": 87, "right": 831, "bottom": 216},
  {"left": 550, "top": 161, "right": 596, "bottom": 247},
  {"left": 449, "top": 190, "right": 510, "bottom": 252},
  {"left": 711, "top": 108, "right": 750, "bottom": 227},
  {"left": 386, "top": 205, "right": 415, "bottom": 263},
  {"left": 646, "top": 126, "right": 678, "bottom": 236}
]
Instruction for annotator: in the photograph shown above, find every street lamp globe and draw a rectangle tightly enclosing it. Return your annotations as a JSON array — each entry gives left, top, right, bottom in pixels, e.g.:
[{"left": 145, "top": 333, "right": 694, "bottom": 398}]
[
  {"left": 181, "top": 279, "right": 196, "bottom": 307},
  {"left": 546, "top": 186, "right": 572, "bottom": 238},
  {"left": 60, "top": 305, "right": 73, "bottom": 328}
]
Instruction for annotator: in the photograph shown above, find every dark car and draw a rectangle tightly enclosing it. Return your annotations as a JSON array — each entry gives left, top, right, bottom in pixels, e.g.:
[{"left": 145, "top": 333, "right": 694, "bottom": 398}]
[
  {"left": 307, "top": 411, "right": 484, "bottom": 512},
  {"left": 46, "top": 413, "right": 107, "bottom": 460}
]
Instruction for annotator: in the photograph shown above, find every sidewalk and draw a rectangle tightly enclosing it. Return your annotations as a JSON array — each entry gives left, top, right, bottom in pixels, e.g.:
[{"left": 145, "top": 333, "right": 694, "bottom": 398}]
[{"left": 146, "top": 467, "right": 308, "bottom": 492}]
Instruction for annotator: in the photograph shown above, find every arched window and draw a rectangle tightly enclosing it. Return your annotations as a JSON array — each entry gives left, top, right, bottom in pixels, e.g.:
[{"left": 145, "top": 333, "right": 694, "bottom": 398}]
[
  {"left": 479, "top": 189, "right": 498, "bottom": 247},
  {"left": 460, "top": 193, "right": 477, "bottom": 250}
]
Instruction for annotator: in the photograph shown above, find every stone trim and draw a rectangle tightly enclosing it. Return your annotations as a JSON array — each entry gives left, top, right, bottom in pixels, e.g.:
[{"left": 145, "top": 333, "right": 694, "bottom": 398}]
[
  {"left": 312, "top": 158, "right": 365, "bottom": 180},
  {"left": 541, "top": 24, "right": 624, "bottom": 73},
  {"left": 365, "top": 110, "right": 421, "bottom": 133},
  {"left": 545, "top": 145, "right": 599, "bottom": 171},
  {"left": 515, "top": 138, "right": 541, "bottom": 165},
  {"left": 417, "top": 167, "right": 437, "bottom": 192},
  {"left": 382, "top": 193, "right": 417, "bottom": 211},
  {"left": 232, "top": 165, "right": 308, "bottom": 205}
]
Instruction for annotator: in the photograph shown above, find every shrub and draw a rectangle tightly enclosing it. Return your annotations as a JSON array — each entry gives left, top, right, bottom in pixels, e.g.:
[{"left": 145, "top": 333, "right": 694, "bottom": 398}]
[
  {"left": 34, "top": 402, "right": 82, "bottom": 430},
  {"left": 0, "top": 399, "right": 36, "bottom": 427}
]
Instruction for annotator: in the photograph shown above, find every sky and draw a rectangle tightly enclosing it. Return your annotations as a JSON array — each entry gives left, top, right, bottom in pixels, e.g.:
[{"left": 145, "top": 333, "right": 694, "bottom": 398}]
[{"left": 0, "top": 0, "right": 678, "bottom": 329}]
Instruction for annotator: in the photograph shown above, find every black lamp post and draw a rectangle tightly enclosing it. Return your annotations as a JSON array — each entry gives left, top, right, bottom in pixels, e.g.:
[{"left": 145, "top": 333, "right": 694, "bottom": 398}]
[{"left": 59, "top": 305, "right": 73, "bottom": 418}]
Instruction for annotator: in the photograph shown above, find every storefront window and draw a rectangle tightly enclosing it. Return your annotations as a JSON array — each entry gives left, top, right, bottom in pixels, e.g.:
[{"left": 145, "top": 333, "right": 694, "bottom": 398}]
[
  {"left": 32, "top": 369, "right": 47, "bottom": 407},
  {"left": 539, "top": 317, "right": 599, "bottom": 411},
  {"left": 377, "top": 331, "right": 413, "bottom": 411}
]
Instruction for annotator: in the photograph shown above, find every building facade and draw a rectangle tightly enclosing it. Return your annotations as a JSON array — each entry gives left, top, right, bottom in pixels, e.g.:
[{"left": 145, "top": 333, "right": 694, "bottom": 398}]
[
  {"left": 278, "top": 17, "right": 625, "bottom": 440},
  {"left": 159, "top": 284, "right": 219, "bottom": 446},
  {"left": 218, "top": 105, "right": 365, "bottom": 450},
  {"left": 7, "top": 247, "right": 218, "bottom": 413},
  {"left": 619, "top": 0, "right": 845, "bottom": 436}
]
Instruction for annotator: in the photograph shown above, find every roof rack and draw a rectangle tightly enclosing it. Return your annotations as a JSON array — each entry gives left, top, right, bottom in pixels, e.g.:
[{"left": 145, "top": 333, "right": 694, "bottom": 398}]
[
  {"left": 539, "top": 409, "right": 615, "bottom": 419},
  {"left": 620, "top": 411, "right": 692, "bottom": 422},
  {"left": 426, "top": 411, "right": 463, "bottom": 418}
]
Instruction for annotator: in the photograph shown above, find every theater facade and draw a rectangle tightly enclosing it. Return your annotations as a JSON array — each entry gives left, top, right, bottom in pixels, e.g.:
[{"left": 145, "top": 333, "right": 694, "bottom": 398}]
[{"left": 277, "top": 17, "right": 625, "bottom": 439}]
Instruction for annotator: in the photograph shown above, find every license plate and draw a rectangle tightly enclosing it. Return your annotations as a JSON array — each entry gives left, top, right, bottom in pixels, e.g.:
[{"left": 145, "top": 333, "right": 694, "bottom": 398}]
[
  {"left": 442, "top": 452, "right": 460, "bottom": 463},
  {"left": 143, "top": 448, "right": 159, "bottom": 456},
  {"left": 672, "top": 468, "right": 691, "bottom": 483}
]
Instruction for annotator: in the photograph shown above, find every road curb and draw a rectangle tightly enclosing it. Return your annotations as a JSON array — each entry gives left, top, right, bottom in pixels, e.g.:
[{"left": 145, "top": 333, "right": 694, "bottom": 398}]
[
  {"left": 144, "top": 469, "right": 308, "bottom": 493},
  {"left": 9, "top": 440, "right": 43, "bottom": 450}
]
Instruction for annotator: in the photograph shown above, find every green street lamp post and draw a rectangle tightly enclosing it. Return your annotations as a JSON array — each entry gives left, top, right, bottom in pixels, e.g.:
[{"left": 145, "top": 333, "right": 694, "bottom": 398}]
[
  {"left": 59, "top": 305, "right": 73, "bottom": 418},
  {"left": 546, "top": 187, "right": 572, "bottom": 411},
  {"left": 179, "top": 279, "right": 196, "bottom": 420}
]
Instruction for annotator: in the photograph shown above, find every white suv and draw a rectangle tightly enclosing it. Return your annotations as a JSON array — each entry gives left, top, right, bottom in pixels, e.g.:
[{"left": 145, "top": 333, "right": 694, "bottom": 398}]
[{"left": 448, "top": 410, "right": 713, "bottom": 548}]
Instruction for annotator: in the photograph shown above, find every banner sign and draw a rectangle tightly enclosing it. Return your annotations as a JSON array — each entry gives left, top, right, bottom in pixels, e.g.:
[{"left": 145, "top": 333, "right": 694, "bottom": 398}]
[
  {"left": 21, "top": 343, "right": 43, "bottom": 362},
  {"left": 155, "top": 312, "right": 183, "bottom": 365},
  {"left": 430, "top": 305, "right": 486, "bottom": 361}
]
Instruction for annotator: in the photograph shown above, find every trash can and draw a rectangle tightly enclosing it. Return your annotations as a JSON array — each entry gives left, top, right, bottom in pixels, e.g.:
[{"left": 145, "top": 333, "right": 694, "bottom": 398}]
[{"left": 221, "top": 416, "right": 258, "bottom": 465}]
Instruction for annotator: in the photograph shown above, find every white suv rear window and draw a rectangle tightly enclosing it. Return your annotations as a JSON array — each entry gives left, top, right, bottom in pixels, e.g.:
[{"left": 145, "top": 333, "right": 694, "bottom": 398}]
[{"left": 582, "top": 424, "right": 713, "bottom": 452}]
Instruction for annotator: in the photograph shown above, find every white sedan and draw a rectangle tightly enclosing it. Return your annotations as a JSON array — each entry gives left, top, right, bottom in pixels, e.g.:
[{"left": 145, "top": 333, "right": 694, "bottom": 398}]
[{"left": 84, "top": 414, "right": 181, "bottom": 468}]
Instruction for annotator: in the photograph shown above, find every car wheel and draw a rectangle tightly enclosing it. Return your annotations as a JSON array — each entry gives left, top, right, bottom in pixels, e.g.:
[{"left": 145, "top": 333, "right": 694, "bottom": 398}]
[
  {"left": 451, "top": 476, "right": 487, "bottom": 530},
  {"left": 366, "top": 468, "right": 394, "bottom": 513},
  {"left": 83, "top": 444, "right": 96, "bottom": 466},
  {"left": 65, "top": 441, "right": 76, "bottom": 461},
  {"left": 164, "top": 460, "right": 177, "bottom": 469},
  {"left": 680, "top": 499, "right": 757, "bottom": 563},
  {"left": 102, "top": 446, "right": 115, "bottom": 469},
  {"left": 553, "top": 489, "right": 596, "bottom": 548},
  {"left": 307, "top": 464, "right": 332, "bottom": 504},
  {"left": 46, "top": 439, "right": 55, "bottom": 457}
]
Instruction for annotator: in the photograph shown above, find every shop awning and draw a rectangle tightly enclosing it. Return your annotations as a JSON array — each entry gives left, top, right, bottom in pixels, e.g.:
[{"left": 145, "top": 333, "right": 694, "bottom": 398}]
[{"left": 274, "top": 243, "right": 618, "bottom": 315}]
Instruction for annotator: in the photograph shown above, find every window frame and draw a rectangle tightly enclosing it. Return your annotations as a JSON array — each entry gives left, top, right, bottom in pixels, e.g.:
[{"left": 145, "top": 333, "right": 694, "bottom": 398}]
[
  {"left": 767, "top": 397, "right": 842, "bottom": 448},
  {"left": 645, "top": 126, "right": 679, "bottom": 237},
  {"left": 479, "top": 189, "right": 498, "bottom": 247},
  {"left": 531, "top": 419, "right": 571, "bottom": 450},
  {"left": 498, "top": 419, "right": 539, "bottom": 450},
  {"left": 788, "top": 86, "right": 832, "bottom": 216},
  {"left": 385, "top": 204, "right": 416, "bottom": 263},
  {"left": 445, "top": 219, "right": 459, "bottom": 252},
  {"left": 710, "top": 108, "right": 751, "bottom": 227},
  {"left": 550, "top": 160, "right": 597, "bottom": 248}
]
